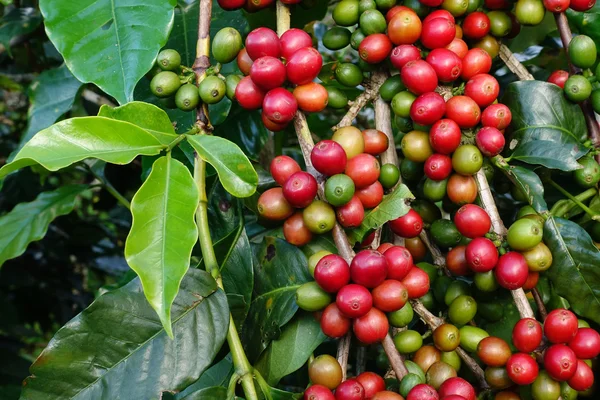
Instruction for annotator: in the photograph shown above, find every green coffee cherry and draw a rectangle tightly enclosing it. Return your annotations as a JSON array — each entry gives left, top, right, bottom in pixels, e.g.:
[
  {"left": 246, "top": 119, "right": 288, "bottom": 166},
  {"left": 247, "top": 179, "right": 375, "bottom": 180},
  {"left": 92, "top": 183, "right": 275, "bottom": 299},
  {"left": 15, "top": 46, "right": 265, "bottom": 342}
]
[
  {"left": 333, "top": 0, "right": 360, "bottom": 26},
  {"left": 380, "top": 75, "right": 405, "bottom": 102},
  {"left": 459, "top": 326, "right": 489, "bottom": 352},
  {"left": 156, "top": 49, "right": 182, "bottom": 71},
  {"left": 175, "top": 84, "right": 200, "bottom": 111},
  {"left": 335, "top": 63, "right": 364, "bottom": 87},
  {"left": 323, "top": 27, "right": 352, "bottom": 50},
  {"left": 325, "top": 174, "right": 355, "bottom": 206},
  {"left": 198, "top": 76, "right": 226, "bottom": 104},
  {"left": 326, "top": 87, "right": 349, "bottom": 109},
  {"left": 568, "top": 35, "right": 597, "bottom": 69},
  {"left": 295, "top": 282, "right": 333, "bottom": 311},
  {"left": 379, "top": 163, "right": 400, "bottom": 189},
  {"left": 564, "top": 75, "right": 593, "bottom": 103},
  {"left": 225, "top": 75, "right": 242, "bottom": 100},
  {"left": 574, "top": 156, "right": 600, "bottom": 188},
  {"left": 212, "top": 27, "right": 243, "bottom": 64},
  {"left": 350, "top": 28, "right": 366, "bottom": 50},
  {"left": 150, "top": 71, "right": 182, "bottom": 98}
]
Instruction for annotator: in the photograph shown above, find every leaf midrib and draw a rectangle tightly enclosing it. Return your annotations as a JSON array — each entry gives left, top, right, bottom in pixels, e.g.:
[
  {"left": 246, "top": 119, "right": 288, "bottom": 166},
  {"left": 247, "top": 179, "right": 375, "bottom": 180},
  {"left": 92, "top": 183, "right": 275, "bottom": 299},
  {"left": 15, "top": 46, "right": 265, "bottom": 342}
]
[{"left": 109, "top": 0, "right": 127, "bottom": 102}]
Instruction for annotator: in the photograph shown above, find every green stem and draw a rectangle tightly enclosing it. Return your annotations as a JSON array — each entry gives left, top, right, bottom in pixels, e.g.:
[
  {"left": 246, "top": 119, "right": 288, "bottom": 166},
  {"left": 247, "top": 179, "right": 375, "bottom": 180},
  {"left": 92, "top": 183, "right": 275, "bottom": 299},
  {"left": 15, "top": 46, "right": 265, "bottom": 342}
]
[
  {"left": 193, "top": 151, "right": 259, "bottom": 400},
  {"left": 550, "top": 187, "right": 597, "bottom": 218},
  {"left": 549, "top": 180, "right": 600, "bottom": 221},
  {"left": 87, "top": 165, "right": 131, "bottom": 209},
  {"left": 166, "top": 134, "right": 187, "bottom": 152}
]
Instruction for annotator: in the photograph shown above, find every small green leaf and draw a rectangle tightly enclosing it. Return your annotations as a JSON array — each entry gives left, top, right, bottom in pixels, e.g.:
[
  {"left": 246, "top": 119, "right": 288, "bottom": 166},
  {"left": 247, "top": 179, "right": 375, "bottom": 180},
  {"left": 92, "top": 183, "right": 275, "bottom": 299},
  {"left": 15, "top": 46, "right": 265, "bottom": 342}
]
[
  {"left": 175, "top": 355, "right": 234, "bottom": 399},
  {"left": 187, "top": 135, "right": 258, "bottom": 198},
  {"left": 180, "top": 386, "right": 228, "bottom": 400},
  {"left": 21, "top": 269, "right": 229, "bottom": 400},
  {"left": 125, "top": 156, "right": 199, "bottom": 337},
  {"left": 567, "top": 4, "right": 600, "bottom": 48},
  {"left": 0, "top": 8, "right": 41, "bottom": 56},
  {"left": 0, "top": 117, "right": 166, "bottom": 179},
  {"left": 98, "top": 101, "right": 178, "bottom": 145},
  {"left": 0, "top": 185, "right": 87, "bottom": 267},
  {"left": 243, "top": 237, "right": 312, "bottom": 362},
  {"left": 509, "top": 140, "right": 584, "bottom": 171},
  {"left": 349, "top": 184, "right": 414, "bottom": 243},
  {"left": 255, "top": 313, "right": 327, "bottom": 386},
  {"left": 39, "top": 0, "right": 176, "bottom": 104},
  {"left": 544, "top": 217, "right": 600, "bottom": 324}
]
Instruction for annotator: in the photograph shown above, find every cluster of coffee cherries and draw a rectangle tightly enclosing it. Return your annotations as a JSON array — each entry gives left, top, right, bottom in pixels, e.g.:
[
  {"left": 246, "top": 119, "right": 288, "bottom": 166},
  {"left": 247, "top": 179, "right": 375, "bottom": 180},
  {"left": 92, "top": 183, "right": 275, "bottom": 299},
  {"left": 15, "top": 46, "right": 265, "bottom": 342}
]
[
  {"left": 547, "top": 35, "right": 600, "bottom": 114},
  {"left": 234, "top": 27, "right": 327, "bottom": 131},
  {"left": 217, "top": 0, "right": 308, "bottom": 12},
  {"left": 257, "top": 126, "right": 403, "bottom": 246}
]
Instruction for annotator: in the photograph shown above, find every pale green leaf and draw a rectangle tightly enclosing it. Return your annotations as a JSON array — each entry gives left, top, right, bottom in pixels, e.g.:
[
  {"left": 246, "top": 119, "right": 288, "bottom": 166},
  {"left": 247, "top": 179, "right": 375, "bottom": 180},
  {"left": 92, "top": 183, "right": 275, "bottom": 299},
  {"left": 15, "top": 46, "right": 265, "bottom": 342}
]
[{"left": 125, "top": 155, "right": 199, "bottom": 337}]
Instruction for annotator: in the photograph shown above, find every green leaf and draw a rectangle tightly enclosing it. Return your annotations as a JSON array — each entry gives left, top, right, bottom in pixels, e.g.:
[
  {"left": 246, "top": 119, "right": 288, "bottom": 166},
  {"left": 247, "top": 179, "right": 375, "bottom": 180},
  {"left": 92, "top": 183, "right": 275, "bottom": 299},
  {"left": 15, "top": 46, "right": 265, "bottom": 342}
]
[
  {"left": 125, "top": 155, "right": 199, "bottom": 337},
  {"left": 0, "top": 117, "right": 166, "bottom": 179},
  {"left": 0, "top": 8, "right": 41, "bottom": 56},
  {"left": 503, "top": 81, "right": 588, "bottom": 170},
  {"left": 494, "top": 160, "right": 548, "bottom": 213},
  {"left": 243, "top": 237, "right": 312, "bottom": 362},
  {"left": 214, "top": 105, "right": 269, "bottom": 161},
  {"left": 221, "top": 231, "right": 254, "bottom": 329},
  {"left": 187, "top": 135, "right": 258, "bottom": 198},
  {"left": 180, "top": 386, "right": 228, "bottom": 400},
  {"left": 508, "top": 12, "right": 556, "bottom": 53},
  {"left": 348, "top": 184, "right": 414, "bottom": 243},
  {"left": 270, "top": 388, "right": 302, "bottom": 400},
  {"left": 98, "top": 101, "right": 178, "bottom": 146},
  {"left": 175, "top": 355, "right": 234, "bottom": 399},
  {"left": 543, "top": 217, "right": 600, "bottom": 324},
  {"left": 39, "top": 0, "right": 176, "bottom": 105},
  {"left": 21, "top": 268, "right": 229, "bottom": 400},
  {"left": 255, "top": 313, "right": 327, "bottom": 386},
  {"left": 0, "top": 185, "right": 87, "bottom": 267},
  {"left": 567, "top": 3, "right": 600, "bottom": 48},
  {"left": 12, "top": 65, "right": 83, "bottom": 158}
]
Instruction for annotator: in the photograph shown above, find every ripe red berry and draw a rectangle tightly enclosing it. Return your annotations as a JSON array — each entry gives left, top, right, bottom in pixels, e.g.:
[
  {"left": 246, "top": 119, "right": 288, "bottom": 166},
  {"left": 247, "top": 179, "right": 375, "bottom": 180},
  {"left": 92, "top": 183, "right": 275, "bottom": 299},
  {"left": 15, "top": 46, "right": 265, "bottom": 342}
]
[
  {"left": 359, "top": 33, "right": 393, "bottom": 64},
  {"left": 476, "top": 126, "right": 505, "bottom": 157},
  {"left": 334, "top": 379, "right": 365, "bottom": 400},
  {"left": 425, "top": 48, "right": 463, "bottom": 82},
  {"left": 311, "top": 140, "right": 347, "bottom": 176},
  {"left": 410, "top": 92, "right": 447, "bottom": 125},
  {"left": 465, "top": 237, "right": 498, "bottom": 273},
  {"left": 544, "top": 344, "right": 578, "bottom": 381},
  {"left": 446, "top": 38, "right": 469, "bottom": 59},
  {"left": 406, "top": 384, "right": 439, "bottom": 400},
  {"left": 437, "top": 377, "right": 476, "bottom": 400},
  {"left": 461, "top": 48, "right": 492, "bottom": 80},
  {"left": 465, "top": 74, "right": 500, "bottom": 107},
  {"left": 401, "top": 60, "right": 439, "bottom": 95},
  {"left": 283, "top": 212, "right": 312, "bottom": 246},
  {"left": 544, "top": 0, "right": 571, "bottom": 11},
  {"left": 321, "top": 303, "right": 351, "bottom": 338},
  {"left": 262, "top": 113, "right": 288, "bottom": 131},
  {"left": 336, "top": 284, "right": 373, "bottom": 318},
  {"left": 383, "top": 246, "right": 413, "bottom": 280},
  {"left": 245, "top": 27, "right": 281, "bottom": 60},
  {"left": 567, "top": 360, "right": 595, "bottom": 391},
  {"left": 454, "top": 204, "right": 491, "bottom": 238},
  {"left": 283, "top": 171, "right": 317, "bottom": 208},
  {"left": 217, "top": 0, "right": 246, "bottom": 10},
  {"left": 250, "top": 56, "right": 287, "bottom": 90},
  {"left": 270, "top": 155, "right": 301, "bottom": 186},
  {"left": 345, "top": 153, "right": 381, "bottom": 189},
  {"left": 424, "top": 154, "right": 453, "bottom": 181},
  {"left": 445, "top": 95, "right": 481, "bottom": 129},
  {"left": 423, "top": 9, "right": 455, "bottom": 23},
  {"left": 569, "top": 0, "right": 596, "bottom": 11},
  {"left": 315, "top": 254, "right": 351, "bottom": 293},
  {"left": 356, "top": 181, "right": 384, "bottom": 209},
  {"left": 280, "top": 28, "right": 312, "bottom": 60},
  {"left": 446, "top": 245, "right": 470, "bottom": 276},
  {"left": 257, "top": 187, "right": 294, "bottom": 221},
  {"left": 362, "top": 129, "right": 389, "bottom": 155},
  {"left": 494, "top": 251, "right": 529, "bottom": 290},
  {"left": 353, "top": 307, "right": 389, "bottom": 344},
  {"left": 372, "top": 280, "right": 409, "bottom": 312},
  {"left": 390, "top": 45, "right": 422, "bottom": 70},
  {"left": 429, "top": 119, "right": 462, "bottom": 154},
  {"left": 350, "top": 250, "right": 388, "bottom": 288},
  {"left": 304, "top": 384, "right": 335, "bottom": 400},
  {"left": 235, "top": 76, "right": 265, "bottom": 109},
  {"left": 421, "top": 17, "right": 456, "bottom": 49},
  {"left": 462, "top": 12, "right": 491, "bottom": 39},
  {"left": 569, "top": 327, "right": 600, "bottom": 359},
  {"left": 390, "top": 209, "right": 423, "bottom": 238},
  {"left": 545, "top": 308, "right": 579, "bottom": 344},
  {"left": 547, "top": 70, "right": 569, "bottom": 88},
  {"left": 402, "top": 266, "right": 430, "bottom": 298},
  {"left": 506, "top": 353, "right": 539, "bottom": 385},
  {"left": 263, "top": 88, "right": 298, "bottom": 124},
  {"left": 512, "top": 318, "right": 543, "bottom": 353},
  {"left": 522, "top": 271, "right": 539, "bottom": 291},
  {"left": 481, "top": 104, "right": 512, "bottom": 130},
  {"left": 286, "top": 47, "right": 323, "bottom": 85},
  {"left": 336, "top": 196, "right": 365, "bottom": 229},
  {"left": 356, "top": 372, "right": 385, "bottom": 399}
]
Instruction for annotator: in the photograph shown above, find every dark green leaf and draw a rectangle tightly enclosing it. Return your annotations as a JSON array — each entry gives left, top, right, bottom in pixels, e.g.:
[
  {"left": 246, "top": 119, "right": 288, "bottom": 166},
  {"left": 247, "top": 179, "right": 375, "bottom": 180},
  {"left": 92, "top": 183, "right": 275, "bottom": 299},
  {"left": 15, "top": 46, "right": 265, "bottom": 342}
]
[
  {"left": 21, "top": 268, "right": 229, "bottom": 399},
  {"left": 0, "top": 117, "right": 166, "bottom": 179},
  {"left": 494, "top": 160, "right": 548, "bottom": 213},
  {"left": 243, "top": 237, "right": 312, "bottom": 362},
  {"left": 0, "top": 185, "right": 87, "bottom": 267},
  {"left": 125, "top": 156, "right": 199, "bottom": 337},
  {"left": 245, "top": 1, "right": 328, "bottom": 31},
  {"left": 348, "top": 184, "right": 414, "bottom": 243},
  {"left": 214, "top": 105, "right": 269, "bottom": 161},
  {"left": 543, "top": 217, "right": 600, "bottom": 324},
  {"left": 270, "top": 388, "right": 303, "bottom": 400},
  {"left": 221, "top": 231, "right": 254, "bottom": 329},
  {"left": 567, "top": 3, "right": 600, "bottom": 48},
  {"left": 13, "top": 65, "right": 82, "bottom": 157},
  {"left": 39, "top": 0, "right": 176, "bottom": 104},
  {"left": 503, "top": 81, "right": 588, "bottom": 170},
  {"left": 255, "top": 313, "right": 326, "bottom": 385},
  {"left": 0, "top": 8, "right": 41, "bottom": 56},
  {"left": 98, "top": 101, "right": 178, "bottom": 145},
  {"left": 180, "top": 386, "right": 228, "bottom": 400},
  {"left": 175, "top": 355, "right": 234, "bottom": 399},
  {"left": 508, "top": 13, "right": 556, "bottom": 53},
  {"left": 187, "top": 135, "right": 258, "bottom": 198}
]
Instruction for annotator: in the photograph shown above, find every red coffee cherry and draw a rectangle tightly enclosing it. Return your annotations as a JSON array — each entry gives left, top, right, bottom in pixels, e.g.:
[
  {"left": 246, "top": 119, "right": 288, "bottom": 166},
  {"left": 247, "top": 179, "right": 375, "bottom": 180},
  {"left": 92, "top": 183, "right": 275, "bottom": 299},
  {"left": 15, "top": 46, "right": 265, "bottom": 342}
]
[
  {"left": 262, "top": 112, "right": 288, "bottom": 131},
  {"left": 250, "top": 56, "right": 286, "bottom": 90},
  {"left": 257, "top": 187, "right": 294, "bottom": 221},
  {"left": 356, "top": 181, "right": 384, "bottom": 209},
  {"left": 294, "top": 82, "right": 329, "bottom": 113},
  {"left": 315, "top": 254, "right": 351, "bottom": 293},
  {"left": 362, "top": 129, "right": 389, "bottom": 155},
  {"left": 320, "top": 303, "right": 351, "bottom": 338},
  {"left": 235, "top": 76, "right": 265, "bottom": 109},
  {"left": 465, "top": 73, "right": 500, "bottom": 107},
  {"left": 446, "top": 38, "right": 469, "bottom": 59},
  {"left": 372, "top": 280, "right": 409, "bottom": 312},
  {"left": 495, "top": 251, "right": 529, "bottom": 290},
  {"left": 336, "top": 284, "right": 373, "bottom": 318},
  {"left": 454, "top": 204, "right": 491, "bottom": 238},
  {"left": 217, "top": 0, "right": 246, "bottom": 10},
  {"left": 462, "top": 12, "right": 491, "bottom": 39},
  {"left": 438, "top": 377, "right": 476, "bottom": 400},
  {"left": 283, "top": 212, "right": 312, "bottom": 246},
  {"left": 401, "top": 266, "right": 430, "bottom": 298},
  {"left": 336, "top": 196, "right": 365, "bottom": 229},
  {"left": 263, "top": 88, "right": 298, "bottom": 124},
  {"left": 544, "top": 308, "right": 579, "bottom": 344},
  {"left": 423, "top": 9, "right": 455, "bottom": 23},
  {"left": 547, "top": 70, "right": 569, "bottom": 88},
  {"left": 544, "top": 0, "right": 571, "bottom": 11},
  {"left": 425, "top": 48, "right": 463, "bottom": 82},
  {"left": 512, "top": 318, "right": 543, "bottom": 353},
  {"left": 430, "top": 119, "right": 462, "bottom": 154},
  {"left": 481, "top": 104, "right": 512, "bottom": 130},
  {"left": 345, "top": 153, "right": 381, "bottom": 189},
  {"left": 410, "top": 92, "right": 447, "bottom": 125},
  {"left": 283, "top": 171, "right": 317, "bottom": 208},
  {"left": 280, "top": 28, "right": 312, "bottom": 60},
  {"left": 359, "top": 33, "right": 393, "bottom": 64},
  {"left": 506, "top": 353, "right": 539, "bottom": 385},
  {"left": 311, "top": 140, "right": 347, "bottom": 176},
  {"left": 476, "top": 126, "right": 505, "bottom": 157},
  {"left": 245, "top": 27, "right": 281, "bottom": 60},
  {"left": 421, "top": 17, "right": 456, "bottom": 49},
  {"left": 445, "top": 95, "right": 481, "bottom": 128},
  {"left": 356, "top": 372, "right": 385, "bottom": 399},
  {"left": 461, "top": 48, "right": 492, "bottom": 80},
  {"left": 406, "top": 384, "right": 439, "bottom": 400},
  {"left": 477, "top": 336, "right": 512, "bottom": 367},
  {"left": 446, "top": 245, "right": 471, "bottom": 276},
  {"left": 465, "top": 237, "right": 498, "bottom": 273},
  {"left": 424, "top": 154, "right": 453, "bottom": 181},
  {"left": 569, "top": 0, "right": 596, "bottom": 11},
  {"left": 390, "top": 44, "right": 422, "bottom": 70},
  {"left": 401, "top": 60, "right": 439, "bottom": 95},
  {"left": 389, "top": 208, "right": 423, "bottom": 238},
  {"left": 237, "top": 48, "right": 254, "bottom": 75},
  {"left": 543, "top": 344, "right": 578, "bottom": 381},
  {"left": 286, "top": 47, "right": 323, "bottom": 85},
  {"left": 350, "top": 250, "right": 388, "bottom": 288},
  {"left": 383, "top": 245, "right": 413, "bottom": 280},
  {"left": 270, "top": 155, "right": 301, "bottom": 186},
  {"left": 334, "top": 379, "right": 365, "bottom": 400},
  {"left": 353, "top": 307, "right": 389, "bottom": 344},
  {"left": 387, "top": 9, "right": 422, "bottom": 45},
  {"left": 567, "top": 360, "right": 595, "bottom": 391},
  {"left": 568, "top": 327, "right": 600, "bottom": 359},
  {"left": 303, "top": 384, "right": 335, "bottom": 400}
]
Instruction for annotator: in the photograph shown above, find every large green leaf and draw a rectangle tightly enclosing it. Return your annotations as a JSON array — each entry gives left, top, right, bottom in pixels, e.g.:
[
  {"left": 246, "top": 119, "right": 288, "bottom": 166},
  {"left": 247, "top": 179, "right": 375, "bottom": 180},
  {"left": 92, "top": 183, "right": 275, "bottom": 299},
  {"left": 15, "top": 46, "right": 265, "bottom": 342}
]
[
  {"left": 567, "top": 3, "right": 600, "bottom": 48},
  {"left": 348, "top": 183, "right": 414, "bottom": 243},
  {"left": 39, "top": 0, "right": 176, "bottom": 105},
  {"left": 125, "top": 155, "right": 199, "bottom": 337},
  {"left": 0, "top": 117, "right": 166, "bottom": 179},
  {"left": 180, "top": 387, "right": 228, "bottom": 400},
  {"left": 255, "top": 313, "right": 326, "bottom": 386},
  {"left": 98, "top": 101, "right": 178, "bottom": 145},
  {"left": 494, "top": 159, "right": 548, "bottom": 213},
  {"left": 0, "top": 7, "right": 41, "bottom": 56},
  {"left": 503, "top": 81, "right": 588, "bottom": 170},
  {"left": 243, "top": 237, "right": 312, "bottom": 362},
  {"left": 174, "top": 356, "right": 234, "bottom": 399},
  {"left": 543, "top": 217, "right": 600, "bottom": 324},
  {"left": 0, "top": 185, "right": 87, "bottom": 267},
  {"left": 13, "top": 65, "right": 83, "bottom": 157},
  {"left": 187, "top": 135, "right": 258, "bottom": 198},
  {"left": 21, "top": 268, "right": 229, "bottom": 400},
  {"left": 214, "top": 105, "right": 270, "bottom": 160},
  {"left": 221, "top": 231, "right": 254, "bottom": 329}
]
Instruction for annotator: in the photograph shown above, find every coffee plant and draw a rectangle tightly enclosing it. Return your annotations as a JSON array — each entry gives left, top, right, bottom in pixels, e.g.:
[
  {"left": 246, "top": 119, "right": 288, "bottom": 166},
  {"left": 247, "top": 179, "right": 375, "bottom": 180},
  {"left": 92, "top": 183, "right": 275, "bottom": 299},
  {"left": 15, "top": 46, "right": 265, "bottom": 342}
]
[{"left": 1, "top": 0, "right": 600, "bottom": 398}]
